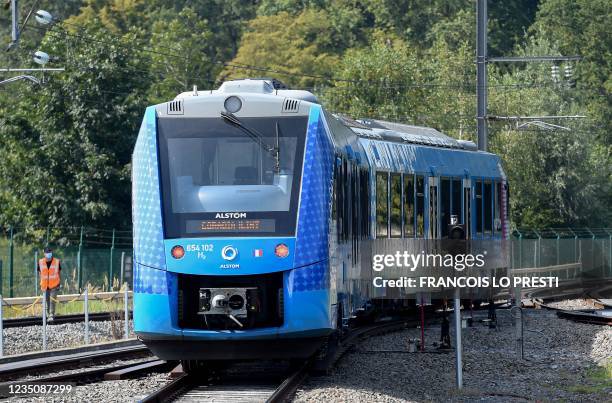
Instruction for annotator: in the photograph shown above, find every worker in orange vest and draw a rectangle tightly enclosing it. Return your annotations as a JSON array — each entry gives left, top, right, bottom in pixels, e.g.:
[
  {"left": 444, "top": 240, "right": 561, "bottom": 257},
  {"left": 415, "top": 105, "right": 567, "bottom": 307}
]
[{"left": 38, "top": 247, "right": 61, "bottom": 320}]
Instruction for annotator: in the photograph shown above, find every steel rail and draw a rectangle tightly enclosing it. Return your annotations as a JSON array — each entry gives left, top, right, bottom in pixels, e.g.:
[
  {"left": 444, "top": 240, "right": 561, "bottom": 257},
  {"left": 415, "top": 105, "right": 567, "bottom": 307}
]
[
  {"left": 0, "top": 343, "right": 149, "bottom": 377},
  {"left": 3, "top": 311, "right": 133, "bottom": 328},
  {"left": 140, "top": 319, "right": 414, "bottom": 403},
  {"left": 0, "top": 358, "right": 167, "bottom": 398},
  {"left": 556, "top": 310, "right": 612, "bottom": 326},
  {"left": 139, "top": 373, "right": 192, "bottom": 403}
]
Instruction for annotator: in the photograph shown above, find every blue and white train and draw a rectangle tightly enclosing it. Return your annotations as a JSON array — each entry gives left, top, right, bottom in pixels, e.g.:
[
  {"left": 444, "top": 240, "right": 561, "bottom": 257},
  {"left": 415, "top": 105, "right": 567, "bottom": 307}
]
[{"left": 132, "top": 79, "right": 508, "bottom": 369}]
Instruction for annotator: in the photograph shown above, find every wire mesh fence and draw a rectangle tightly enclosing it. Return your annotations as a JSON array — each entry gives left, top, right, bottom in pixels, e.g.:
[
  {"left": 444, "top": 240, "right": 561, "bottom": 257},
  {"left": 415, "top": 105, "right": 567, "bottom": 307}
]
[
  {"left": 511, "top": 228, "right": 612, "bottom": 281},
  {"left": 0, "top": 227, "right": 133, "bottom": 298},
  {"left": 0, "top": 226, "right": 609, "bottom": 298}
]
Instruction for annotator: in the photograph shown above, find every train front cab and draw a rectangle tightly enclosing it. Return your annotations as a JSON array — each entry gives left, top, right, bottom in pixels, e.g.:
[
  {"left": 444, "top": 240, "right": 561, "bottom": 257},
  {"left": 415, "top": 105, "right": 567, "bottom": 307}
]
[{"left": 132, "top": 100, "right": 338, "bottom": 361}]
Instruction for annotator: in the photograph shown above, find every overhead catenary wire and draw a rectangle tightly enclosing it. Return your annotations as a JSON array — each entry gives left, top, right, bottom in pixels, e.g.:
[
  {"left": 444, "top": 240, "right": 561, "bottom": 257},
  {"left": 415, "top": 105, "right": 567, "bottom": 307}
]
[
  {"left": 0, "top": 19, "right": 600, "bottom": 135},
  {"left": 3, "top": 16, "right": 605, "bottom": 96},
  {"left": 1, "top": 17, "right": 481, "bottom": 87}
]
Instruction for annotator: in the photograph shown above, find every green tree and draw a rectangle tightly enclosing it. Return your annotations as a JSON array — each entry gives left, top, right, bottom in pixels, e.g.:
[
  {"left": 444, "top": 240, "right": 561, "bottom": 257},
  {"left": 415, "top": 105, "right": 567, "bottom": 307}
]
[
  {"left": 0, "top": 24, "right": 148, "bottom": 228},
  {"left": 488, "top": 37, "right": 610, "bottom": 227},
  {"left": 146, "top": 8, "right": 217, "bottom": 103},
  {"left": 321, "top": 35, "right": 427, "bottom": 123},
  {"left": 218, "top": 9, "right": 341, "bottom": 88},
  {"left": 533, "top": 0, "right": 611, "bottom": 146}
]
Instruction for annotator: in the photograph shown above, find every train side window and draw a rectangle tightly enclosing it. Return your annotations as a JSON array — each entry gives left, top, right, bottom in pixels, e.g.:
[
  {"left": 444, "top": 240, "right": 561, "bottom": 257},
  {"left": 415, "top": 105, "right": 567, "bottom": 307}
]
[
  {"left": 475, "top": 179, "right": 483, "bottom": 235},
  {"left": 505, "top": 183, "right": 510, "bottom": 225},
  {"left": 494, "top": 181, "right": 502, "bottom": 233},
  {"left": 416, "top": 175, "right": 425, "bottom": 237},
  {"left": 440, "top": 178, "right": 451, "bottom": 237},
  {"left": 343, "top": 159, "right": 350, "bottom": 241},
  {"left": 335, "top": 160, "right": 343, "bottom": 241},
  {"left": 451, "top": 178, "right": 461, "bottom": 221},
  {"left": 376, "top": 172, "right": 389, "bottom": 238},
  {"left": 484, "top": 181, "right": 492, "bottom": 234},
  {"left": 390, "top": 173, "right": 401, "bottom": 237},
  {"left": 361, "top": 169, "right": 370, "bottom": 238},
  {"left": 332, "top": 159, "right": 338, "bottom": 222},
  {"left": 351, "top": 164, "right": 358, "bottom": 264},
  {"left": 363, "top": 169, "right": 370, "bottom": 238},
  {"left": 403, "top": 174, "right": 414, "bottom": 237}
]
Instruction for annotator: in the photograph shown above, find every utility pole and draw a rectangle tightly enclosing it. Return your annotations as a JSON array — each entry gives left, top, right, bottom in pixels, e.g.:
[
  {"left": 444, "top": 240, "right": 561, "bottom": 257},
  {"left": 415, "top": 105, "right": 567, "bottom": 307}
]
[
  {"left": 476, "top": 0, "right": 487, "bottom": 152},
  {"left": 9, "top": 0, "right": 19, "bottom": 49},
  {"left": 475, "top": 0, "right": 583, "bottom": 150}
]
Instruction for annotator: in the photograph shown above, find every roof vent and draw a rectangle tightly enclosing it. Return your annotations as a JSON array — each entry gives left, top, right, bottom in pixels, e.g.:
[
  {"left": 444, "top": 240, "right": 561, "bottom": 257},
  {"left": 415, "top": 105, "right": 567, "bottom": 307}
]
[
  {"left": 457, "top": 139, "right": 478, "bottom": 151},
  {"left": 282, "top": 98, "right": 300, "bottom": 113},
  {"left": 167, "top": 99, "right": 183, "bottom": 115}
]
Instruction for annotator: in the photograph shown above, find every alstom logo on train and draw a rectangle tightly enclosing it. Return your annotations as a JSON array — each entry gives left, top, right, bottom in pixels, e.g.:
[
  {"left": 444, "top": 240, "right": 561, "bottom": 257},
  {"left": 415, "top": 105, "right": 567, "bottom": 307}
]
[{"left": 215, "top": 212, "right": 247, "bottom": 219}]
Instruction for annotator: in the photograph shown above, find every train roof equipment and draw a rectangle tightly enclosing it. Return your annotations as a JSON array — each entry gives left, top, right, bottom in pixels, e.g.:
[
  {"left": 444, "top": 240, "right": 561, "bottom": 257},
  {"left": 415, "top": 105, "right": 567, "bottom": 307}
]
[{"left": 172, "top": 78, "right": 478, "bottom": 151}]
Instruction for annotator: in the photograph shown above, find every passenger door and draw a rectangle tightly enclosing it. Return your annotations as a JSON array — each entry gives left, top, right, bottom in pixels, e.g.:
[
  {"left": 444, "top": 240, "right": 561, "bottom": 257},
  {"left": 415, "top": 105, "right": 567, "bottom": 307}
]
[
  {"left": 428, "top": 177, "right": 439, "bottom": 239},
  {"left": 463, "top": 179, "right": 472, "bottom": 239}
]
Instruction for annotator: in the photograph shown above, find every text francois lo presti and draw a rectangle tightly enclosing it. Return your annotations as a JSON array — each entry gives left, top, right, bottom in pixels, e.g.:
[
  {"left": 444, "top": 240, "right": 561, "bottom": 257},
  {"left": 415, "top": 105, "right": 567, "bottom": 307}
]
[{"left": 371, "top": 251, "right": 558, "bottom": 289}]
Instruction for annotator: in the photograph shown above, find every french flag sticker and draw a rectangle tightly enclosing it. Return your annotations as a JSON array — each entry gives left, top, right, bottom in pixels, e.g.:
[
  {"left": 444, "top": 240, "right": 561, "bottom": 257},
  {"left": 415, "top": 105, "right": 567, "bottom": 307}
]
[{"left": 253, "top": 249, "right": 263, "bottom": 257}]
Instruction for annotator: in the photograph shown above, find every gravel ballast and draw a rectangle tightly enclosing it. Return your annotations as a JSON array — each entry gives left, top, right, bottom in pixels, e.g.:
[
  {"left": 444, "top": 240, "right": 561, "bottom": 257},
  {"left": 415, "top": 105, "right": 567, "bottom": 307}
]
[
  {"left": 2, "top": 320, "right": 134, "bottom": 356},
  {"left": 2, "top": 304, "right": 611, "bottom": 402},
  {"left": 547, "top": 298, "right": 605, "bottom": 310},
  {"left": 4, "top": 372, "right": 169, "bottom": 403},
  {"left": 295, "top": 307, "right": 612, "bottom": 402}
]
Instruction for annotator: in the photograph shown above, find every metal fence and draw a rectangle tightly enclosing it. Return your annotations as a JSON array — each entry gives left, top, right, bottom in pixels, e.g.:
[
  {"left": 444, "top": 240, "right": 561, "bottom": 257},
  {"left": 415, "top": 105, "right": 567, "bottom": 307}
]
[
  {"left": 0, "top": 226, "right": 609, "bottom": 298},
  {"left": 0, "top": 227, "right": 133, "bottom": 298},
  {"left": 511, "top": 228, "right": 612, "bottom": 280}
]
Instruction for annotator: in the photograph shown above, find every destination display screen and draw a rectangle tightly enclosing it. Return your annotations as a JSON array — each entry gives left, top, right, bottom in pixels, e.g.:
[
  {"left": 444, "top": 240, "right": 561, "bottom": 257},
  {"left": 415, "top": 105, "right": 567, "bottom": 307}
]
[{"left": 186, "top": 219, "right": 276, "bottom": 234}]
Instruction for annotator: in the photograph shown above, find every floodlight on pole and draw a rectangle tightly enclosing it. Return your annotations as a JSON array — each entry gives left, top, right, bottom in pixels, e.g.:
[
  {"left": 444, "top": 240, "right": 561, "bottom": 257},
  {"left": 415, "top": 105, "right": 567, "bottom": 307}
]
[
  {"left": 35, "top": 10, "right": 53, "bottom": 25},
  {"left": 33, "top": 51, "right": 50, "bottom": 66}
]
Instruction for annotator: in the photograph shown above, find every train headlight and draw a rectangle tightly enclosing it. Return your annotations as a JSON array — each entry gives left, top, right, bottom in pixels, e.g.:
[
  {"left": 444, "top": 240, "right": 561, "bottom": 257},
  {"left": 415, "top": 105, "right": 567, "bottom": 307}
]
[
  {"left": 171, "top": 245, "right": 185, "bottom": 259},
  {"left": 224, "top": 96, "right": 242, "bottom": 113},
  {"left": 275, "top": 243, "right": 290, "bottom": 258}
]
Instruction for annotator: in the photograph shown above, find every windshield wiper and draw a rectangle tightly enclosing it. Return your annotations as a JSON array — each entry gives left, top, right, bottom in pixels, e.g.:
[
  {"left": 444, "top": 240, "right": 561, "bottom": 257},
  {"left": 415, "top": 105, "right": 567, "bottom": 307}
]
[{"left": 221, "top": 111, "right": 280, "bottom": 173}]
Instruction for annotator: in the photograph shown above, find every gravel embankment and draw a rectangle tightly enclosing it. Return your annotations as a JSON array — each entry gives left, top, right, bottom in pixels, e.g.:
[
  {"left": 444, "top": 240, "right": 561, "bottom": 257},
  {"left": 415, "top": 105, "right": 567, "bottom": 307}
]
[
  {"left": 547, "top": 298, "right": 605, "bottom": 310},
  {"left": 295, "top": 307, "right": 612, "bottom": 402},
  {"left": 12, "top": 357, "right": 152, "bottom": 383},
  {"left": 2, "top": 320, "right": 134, "bottom": 356},
  {"left": 4, "top": 372, "right": 170, "bottom": 403},
  {"left": 2, "top": 304, "right": 611, "bottom": 402}
]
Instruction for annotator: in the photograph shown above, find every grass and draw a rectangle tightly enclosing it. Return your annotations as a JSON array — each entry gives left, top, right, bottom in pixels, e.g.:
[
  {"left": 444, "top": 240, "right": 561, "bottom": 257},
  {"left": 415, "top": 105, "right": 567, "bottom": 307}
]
[
  {"left": 2, "top": 281, "right": 131, "bottom": 319},
  {"left": 3, "top": 298, "right": 131, "bottom": 319},
  {"left": 568, "top": 360, "right": 612, "bottom": 394}
]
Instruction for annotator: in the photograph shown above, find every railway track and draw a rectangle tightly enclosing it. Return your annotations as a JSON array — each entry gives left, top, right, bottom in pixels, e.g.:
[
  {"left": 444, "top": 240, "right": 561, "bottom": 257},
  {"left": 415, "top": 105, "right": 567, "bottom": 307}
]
[
  {"left": 555, "top": 309, "right": 612, "bottom": 326},
  {"left": 141, "top": 319, "right": 413, "bottom": 403},
  {"left": 532, "top": 298, "right": 612, "bottom": 326},
  {"left": 140, "top": 363, "right": 304, "bottom": 403},
  {"left": 0, "top": 341, "right": 150, "bottom": 379},
  {"left": 2, "top": 311, "right": 133, "bottom": 328},
  {"left": 0, "top": 358, "right": 172, "bottom": 399}
]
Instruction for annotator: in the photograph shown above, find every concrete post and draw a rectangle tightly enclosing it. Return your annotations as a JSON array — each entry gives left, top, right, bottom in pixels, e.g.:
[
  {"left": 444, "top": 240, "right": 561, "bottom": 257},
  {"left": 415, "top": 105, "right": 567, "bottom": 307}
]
[
  {"left": 476, "top": 0, "right": 488, "bottom": 151},
  {"left": 454, "top": 288, "right": 463, "bottom": 389},
  {"left": 124, "top": 286, "right": 129, "bottom": 340},
  {"left": 34, "top": 251, "right": 38, "bottom": 296},
  {"left": 0, "top": 294, "right": 3, "bottom": 357},
  {"left": 84, "top": 287, "right": 89, "bottom": 345},
  {"left": 42, "top": 292, "right": 47, "bottom": 350}
]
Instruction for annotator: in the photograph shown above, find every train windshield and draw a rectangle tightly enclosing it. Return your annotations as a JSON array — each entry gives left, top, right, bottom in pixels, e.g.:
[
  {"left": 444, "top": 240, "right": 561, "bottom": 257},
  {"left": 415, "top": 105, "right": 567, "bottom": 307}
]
[{"left": 157, "top": 116, "right": 308, "bottom": 238}]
